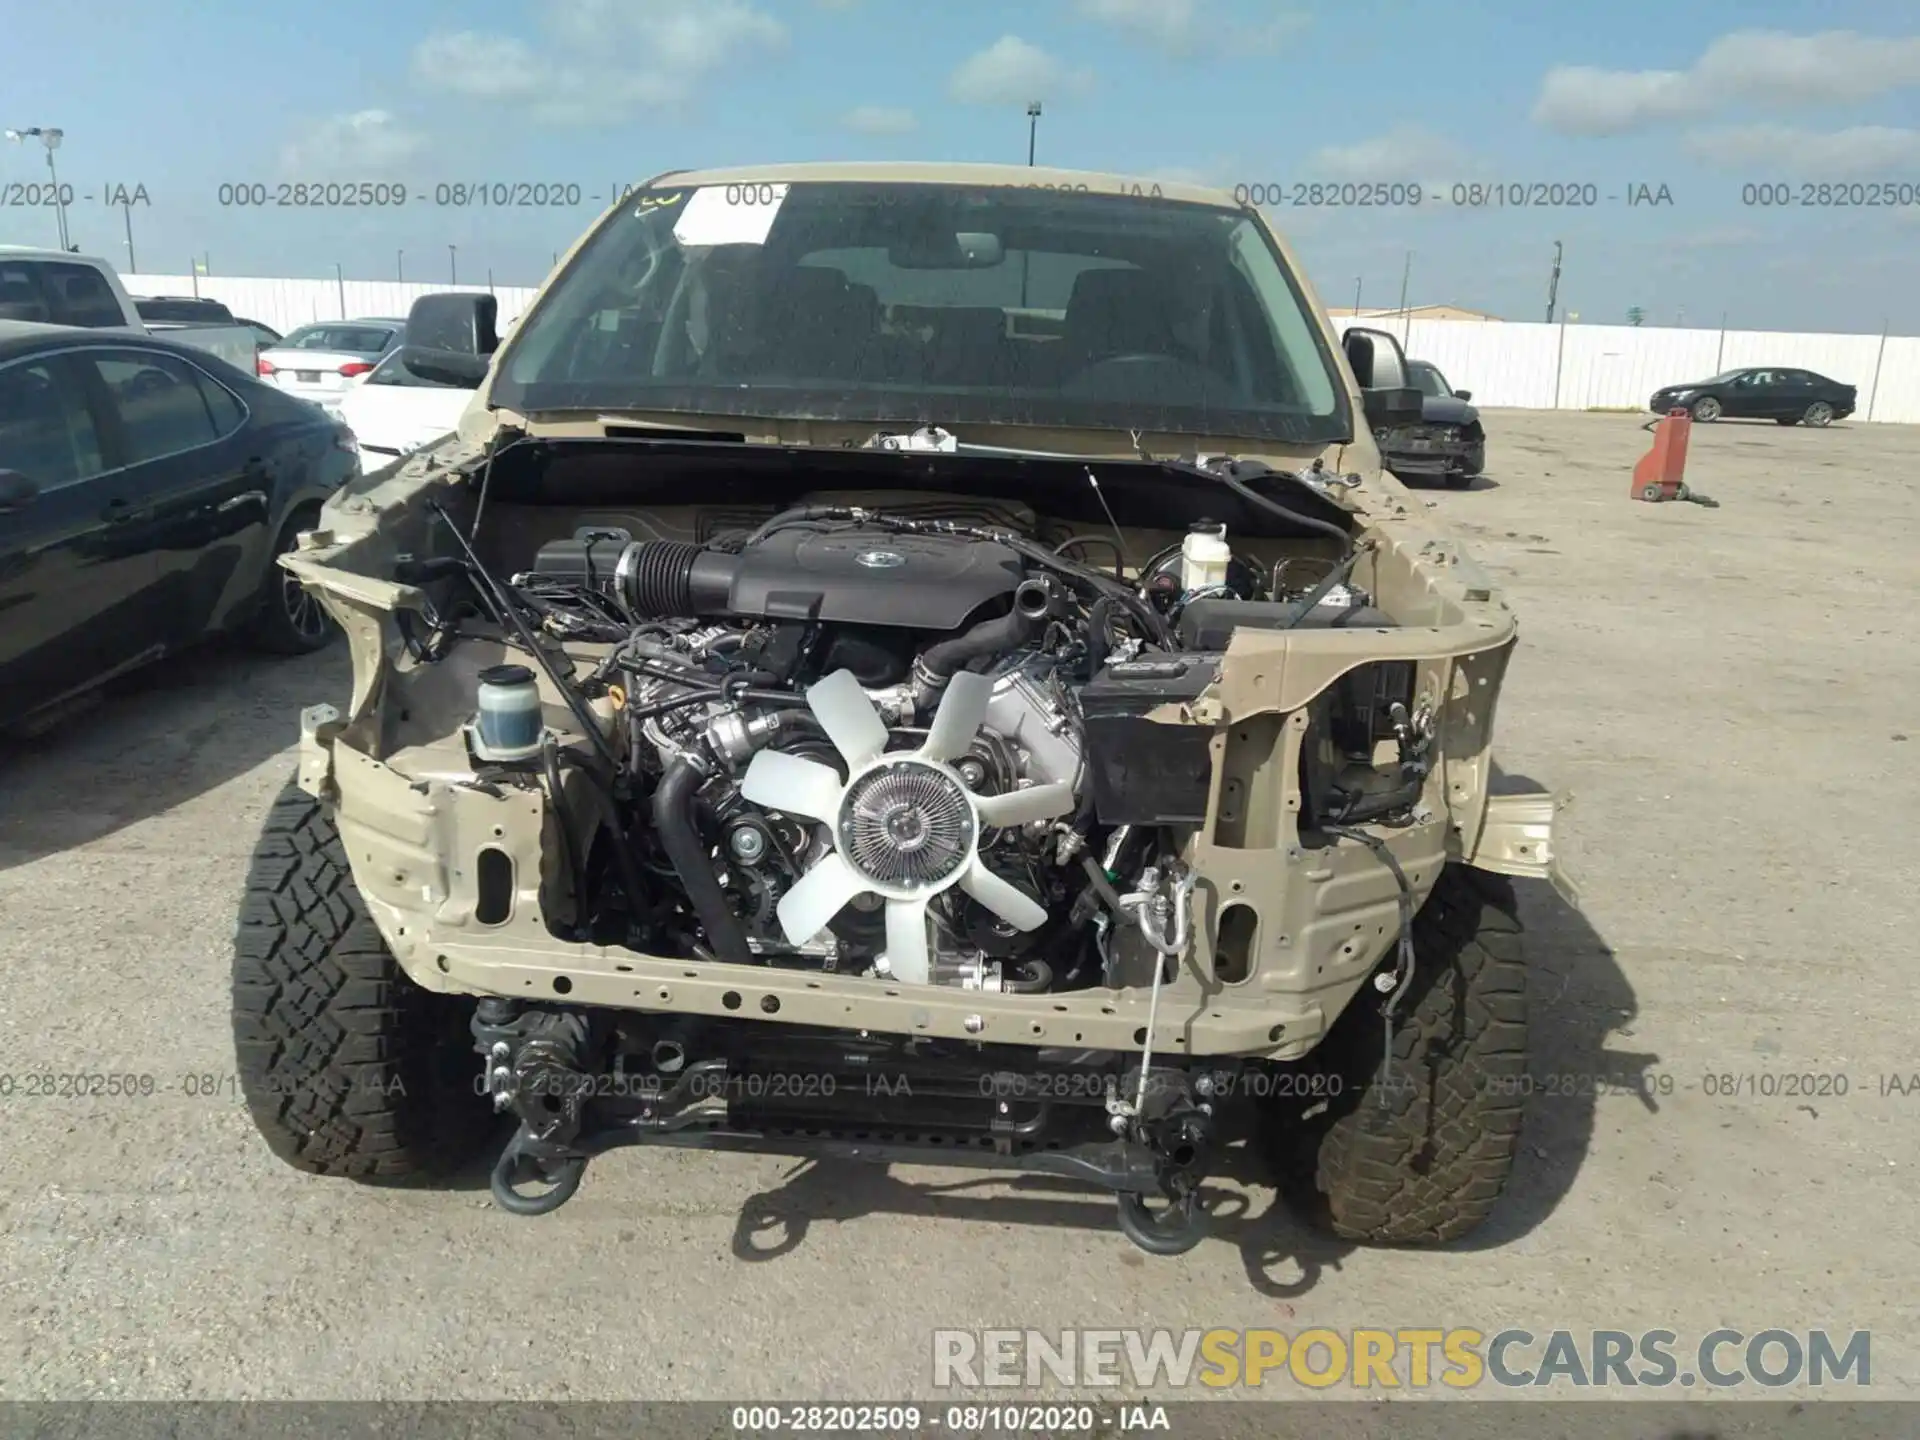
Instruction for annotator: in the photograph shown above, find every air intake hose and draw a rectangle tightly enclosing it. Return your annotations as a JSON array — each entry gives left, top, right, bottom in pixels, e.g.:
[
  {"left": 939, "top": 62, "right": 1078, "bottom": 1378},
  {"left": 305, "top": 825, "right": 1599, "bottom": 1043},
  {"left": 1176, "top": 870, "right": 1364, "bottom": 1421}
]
[{"left": 615, "top": 541, "right": 740, "bottom": 618}]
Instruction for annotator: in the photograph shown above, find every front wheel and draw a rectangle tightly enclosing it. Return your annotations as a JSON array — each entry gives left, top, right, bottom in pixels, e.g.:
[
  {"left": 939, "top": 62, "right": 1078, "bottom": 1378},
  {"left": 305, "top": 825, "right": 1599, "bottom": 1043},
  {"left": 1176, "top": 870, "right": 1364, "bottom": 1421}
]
[
  {"left": 1689, "top": 396, "right": 1721, "bottom": 422},
  {"left": 1280, "top": 865, "right": 1528, "bottom": 1244},
  {"left": 244, "top": 508, "right": 336, "bottom": 655},
  {"left": 1802, "top": 401, "right": 1834, "bottom": 427},
  {"left": 231, "top": 780, "right": 494, "bottom": 1177}
]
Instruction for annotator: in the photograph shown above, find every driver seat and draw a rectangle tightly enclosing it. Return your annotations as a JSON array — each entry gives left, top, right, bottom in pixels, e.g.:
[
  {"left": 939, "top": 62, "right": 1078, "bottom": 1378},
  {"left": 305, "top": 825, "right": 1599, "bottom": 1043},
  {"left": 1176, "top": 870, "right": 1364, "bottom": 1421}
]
[{"left": 1060, "top": 267, "right": 1194, "bottom": 373}]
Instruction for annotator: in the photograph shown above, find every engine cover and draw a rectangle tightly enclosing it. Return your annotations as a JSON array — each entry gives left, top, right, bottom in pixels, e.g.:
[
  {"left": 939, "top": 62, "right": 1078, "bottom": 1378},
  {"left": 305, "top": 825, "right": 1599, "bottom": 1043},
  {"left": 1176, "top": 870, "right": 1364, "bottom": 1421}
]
[{"left": 720, "top": 530, "right": 1025, "bottom": 630}]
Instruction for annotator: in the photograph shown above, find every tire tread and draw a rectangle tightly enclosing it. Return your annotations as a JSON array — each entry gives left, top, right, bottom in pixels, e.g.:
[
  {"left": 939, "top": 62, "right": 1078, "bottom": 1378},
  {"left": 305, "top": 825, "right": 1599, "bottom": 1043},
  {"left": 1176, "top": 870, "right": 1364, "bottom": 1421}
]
[{"left": 230, "top": 780, "right": 486, "bottom": 1178}]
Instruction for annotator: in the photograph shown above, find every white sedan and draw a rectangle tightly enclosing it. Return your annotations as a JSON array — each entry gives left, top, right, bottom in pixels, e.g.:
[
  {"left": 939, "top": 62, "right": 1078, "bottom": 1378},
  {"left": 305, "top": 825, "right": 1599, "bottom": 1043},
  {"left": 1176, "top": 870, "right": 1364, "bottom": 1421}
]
[
  {"left": 334, "top": 349, "right": 476, "bottom": 464},
  {"left": 256, "top": 318, "right": 407, "bottom": 409}
]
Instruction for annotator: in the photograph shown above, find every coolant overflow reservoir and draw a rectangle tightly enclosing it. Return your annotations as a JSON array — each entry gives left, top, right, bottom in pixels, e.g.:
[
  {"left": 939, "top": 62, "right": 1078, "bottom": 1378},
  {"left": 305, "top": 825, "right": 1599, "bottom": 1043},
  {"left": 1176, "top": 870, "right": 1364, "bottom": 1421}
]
[
  {"left": 472, "top": 663, "right": 544, "bottom": 764},
  {"left": 1180, "top": 520, "right": 1231, "bottom": 593}
]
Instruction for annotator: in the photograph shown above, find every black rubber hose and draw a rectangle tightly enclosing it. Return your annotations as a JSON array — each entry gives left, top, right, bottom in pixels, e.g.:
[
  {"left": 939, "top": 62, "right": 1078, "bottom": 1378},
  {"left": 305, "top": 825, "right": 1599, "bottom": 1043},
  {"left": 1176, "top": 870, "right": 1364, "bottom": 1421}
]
[
  {"left": 542, "top": 738, "right": 590, "bottom": 940},
  {"left": 652, "top": 757, "right": 755, "bottom": 964},
  {"left": 1086, "top": 597, "right": 1116, "bottom": 675},
  {"left": 1002, "top": 958, "right": 1053, "bottom": 993},
  {"left": 1079, "top": 855, "right": 1126, "bottom": 915},
  {"left": 918, "top": 607, "right": 1038, "bottom": 681}
]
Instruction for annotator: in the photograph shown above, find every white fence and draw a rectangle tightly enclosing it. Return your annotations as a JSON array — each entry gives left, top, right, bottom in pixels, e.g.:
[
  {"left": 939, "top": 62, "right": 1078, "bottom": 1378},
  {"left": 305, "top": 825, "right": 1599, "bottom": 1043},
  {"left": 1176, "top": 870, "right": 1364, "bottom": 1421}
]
[
  {"left": 1331, "top": 317, "right": 1920, "bottom": 424},
  {"left": 123, "top": 271, "right": 1920, "bottom": 424},
  {"left": 124, "top": 274, "right": 542, "bottom": 338}
]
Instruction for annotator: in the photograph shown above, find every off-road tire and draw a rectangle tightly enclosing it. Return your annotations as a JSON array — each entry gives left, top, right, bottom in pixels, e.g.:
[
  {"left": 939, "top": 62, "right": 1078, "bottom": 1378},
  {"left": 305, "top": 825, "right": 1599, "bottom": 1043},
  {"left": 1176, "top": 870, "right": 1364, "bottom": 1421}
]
[
  {"left": 231, "top": 779, "right": 492, "bottom": 1178},
  {"left": 244, "top": 507, "right": 337, "bottom": 655},
  {"left": 1286, "top": 864, "right": 1527, "bottom": 1244}
]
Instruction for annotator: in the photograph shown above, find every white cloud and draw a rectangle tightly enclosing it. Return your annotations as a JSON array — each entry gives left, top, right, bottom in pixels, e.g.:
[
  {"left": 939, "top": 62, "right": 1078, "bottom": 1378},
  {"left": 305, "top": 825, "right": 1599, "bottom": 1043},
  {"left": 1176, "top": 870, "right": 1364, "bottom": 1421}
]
[
  {"left": 279, "top": 110, "right": 427, "bottom": 177},
  {"left": 1077, "top": 0, "right": 1202, "bottom": 49},
  {"left": 1533, "top": 30, "right": 1920, "bottom": 135},
  {"left": 840, "top": 105, "right": 917, "bottom": 135},
  {"left": 948, "top": 36, "right": 1090, "bottom": 105},
  {"left": 409, "top": 31, "right": 550, "bottom": 98},
  {"left": 412, "top": 0, "right": 786, "bottom": 124},
  {"left": 1074, "top": 0, "right": 1307, "bottom": 57},
  {"left": 1684, "top": 124, "right": 1920, "bottom": 174},
  {"left": 1305, "top": 126, "right": 1473, "bottom": 180}
]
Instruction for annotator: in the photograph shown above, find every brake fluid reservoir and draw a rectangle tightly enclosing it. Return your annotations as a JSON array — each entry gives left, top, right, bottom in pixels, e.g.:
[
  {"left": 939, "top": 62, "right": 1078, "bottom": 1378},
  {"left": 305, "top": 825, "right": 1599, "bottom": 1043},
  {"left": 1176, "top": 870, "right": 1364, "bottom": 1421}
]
[
  {"left": 472, "top": 663, "right": 544, "bottom": 763},
  {"left": 1180, "top": 520, "right": 1231, "bottom": 592}
]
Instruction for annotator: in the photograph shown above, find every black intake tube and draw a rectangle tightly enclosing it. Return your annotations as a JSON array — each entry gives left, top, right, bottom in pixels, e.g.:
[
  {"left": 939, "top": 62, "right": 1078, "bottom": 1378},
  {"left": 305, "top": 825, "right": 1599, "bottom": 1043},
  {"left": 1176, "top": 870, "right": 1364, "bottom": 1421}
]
[
  {"left": 617, "top": 541, "right": 741, "bottom": 618},
  {"left": 917, "top": 606, "right": 1038, "bottom": 683},
  {"left": 651, "top": 757, "right": 755, "bottom": 964}
]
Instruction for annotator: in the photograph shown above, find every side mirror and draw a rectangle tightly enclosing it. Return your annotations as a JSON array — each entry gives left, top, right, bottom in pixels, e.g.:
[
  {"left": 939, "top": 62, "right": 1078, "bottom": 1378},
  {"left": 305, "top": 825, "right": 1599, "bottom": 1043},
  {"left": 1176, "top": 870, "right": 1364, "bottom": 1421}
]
[
  {"left": 397, "top": 348, "right": 489, "bottom": 388},
  {"left": 397, "top": 291, "right": 497, "bottom": 389},
  {"left": 0, "top": 468, "right": 40, "bottom": 512},
  {"left": 1363, "top": 386, "right": 1425, "bottom": 429},
  {"left": 1342, "top": 326, "right": 1421, "bottom": 430},
  {"left": 1454, "top": 388, "right": 1472, "bottom": 402},
  {"left": 1342, "top": 325, "right": 1410, "bottom": 389},
  {"left": 407, "top": 291, "right": 498, "bottom": 355}
]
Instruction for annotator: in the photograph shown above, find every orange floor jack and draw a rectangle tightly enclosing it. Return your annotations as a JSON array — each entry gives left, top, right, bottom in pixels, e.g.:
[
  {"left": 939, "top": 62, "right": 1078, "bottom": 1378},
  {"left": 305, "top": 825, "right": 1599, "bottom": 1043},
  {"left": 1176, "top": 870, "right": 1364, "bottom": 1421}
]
[{"left": 1632, "top": 408, "right": 1719, "bottom": 506}]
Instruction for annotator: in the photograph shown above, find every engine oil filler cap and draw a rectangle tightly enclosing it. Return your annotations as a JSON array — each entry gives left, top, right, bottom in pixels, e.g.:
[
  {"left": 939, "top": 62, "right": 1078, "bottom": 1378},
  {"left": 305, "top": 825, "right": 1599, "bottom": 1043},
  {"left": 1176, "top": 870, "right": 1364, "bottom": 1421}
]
[{"left": 472, "top": 663, "right": 545, "bottom": 763}]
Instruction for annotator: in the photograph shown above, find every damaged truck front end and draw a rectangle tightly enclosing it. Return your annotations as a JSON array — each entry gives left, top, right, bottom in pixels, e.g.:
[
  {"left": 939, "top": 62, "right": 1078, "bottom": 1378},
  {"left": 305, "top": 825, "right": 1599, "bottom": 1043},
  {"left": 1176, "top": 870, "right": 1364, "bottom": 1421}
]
[{"left": 238, "top": 165, "right": 1564, "bottom": 1253}]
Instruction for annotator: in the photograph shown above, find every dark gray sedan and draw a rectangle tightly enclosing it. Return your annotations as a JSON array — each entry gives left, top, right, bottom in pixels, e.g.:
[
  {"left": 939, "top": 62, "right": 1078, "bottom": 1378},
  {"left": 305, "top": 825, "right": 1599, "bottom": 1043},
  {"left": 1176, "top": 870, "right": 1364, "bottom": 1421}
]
[{"left": 1649, "top": 368, "right": 1856, "bottom": 426}]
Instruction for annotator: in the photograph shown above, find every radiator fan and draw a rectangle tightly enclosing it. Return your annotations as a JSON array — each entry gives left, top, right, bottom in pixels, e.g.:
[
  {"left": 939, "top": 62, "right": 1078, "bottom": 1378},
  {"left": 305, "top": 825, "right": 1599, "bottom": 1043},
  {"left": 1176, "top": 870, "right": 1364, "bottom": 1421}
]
[{"left": 739, "top": 668, "right": 1075, "bottom": 983}]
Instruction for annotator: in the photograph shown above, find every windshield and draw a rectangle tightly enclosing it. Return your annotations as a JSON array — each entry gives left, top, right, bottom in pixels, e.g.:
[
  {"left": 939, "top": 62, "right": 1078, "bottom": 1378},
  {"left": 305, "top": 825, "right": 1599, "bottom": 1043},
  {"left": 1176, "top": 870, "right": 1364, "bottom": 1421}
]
[
  {"left": 1408, "top": 362, "right": 1449, "bottom": 398},
  {"left": 496, "top": 180, "right": 1348, "bottom": 444},
  {"left": 279, "top": 324, "right": 395, "bottom": 353}
]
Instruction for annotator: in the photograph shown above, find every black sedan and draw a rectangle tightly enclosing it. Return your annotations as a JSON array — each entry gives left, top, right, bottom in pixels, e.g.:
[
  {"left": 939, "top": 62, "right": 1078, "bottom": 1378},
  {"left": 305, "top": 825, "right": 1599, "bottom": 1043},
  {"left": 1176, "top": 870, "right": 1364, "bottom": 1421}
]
[
  {"left": 1378, "top": 359, "right": 1486, "bottom": 488},
  {"left": 0, "top": 321, "right": 358, "bottom": 733},
  {"left": 1648, "top": 368, "right": 1856, "bottom": 426}
]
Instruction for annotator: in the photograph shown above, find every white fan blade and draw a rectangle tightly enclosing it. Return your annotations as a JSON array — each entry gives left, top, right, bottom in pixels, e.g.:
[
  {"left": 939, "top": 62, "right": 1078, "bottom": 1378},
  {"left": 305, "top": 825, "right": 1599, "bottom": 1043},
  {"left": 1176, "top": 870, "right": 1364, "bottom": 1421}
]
[
  {"left": 974, "top": 780, "right": 1077, "bottom": 829},
  {"left": 883, "top": 897, "right": 932, "bottom": 985},
  {"left": 740, "top": 749, "right": 843, "bottom": 824},
  {"left": 958, "top": 856, "right": 1048, "bottom": 932},
  {"left": 807, "top": 668, "right": 889, "bottom": 769},
  {"left": 775, "top": 852, "right": 865, "bottom": 945},
  {"left": 920, "top": 669, "right": 992, "bottom": 762}
]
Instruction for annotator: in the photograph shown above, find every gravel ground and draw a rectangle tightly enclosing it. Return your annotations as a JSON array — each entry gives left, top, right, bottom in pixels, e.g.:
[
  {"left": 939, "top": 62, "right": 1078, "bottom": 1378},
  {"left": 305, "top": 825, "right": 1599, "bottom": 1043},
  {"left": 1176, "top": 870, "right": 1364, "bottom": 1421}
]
[{"left": 1, "top": 409, "right": 1915, "bottom": 1404}]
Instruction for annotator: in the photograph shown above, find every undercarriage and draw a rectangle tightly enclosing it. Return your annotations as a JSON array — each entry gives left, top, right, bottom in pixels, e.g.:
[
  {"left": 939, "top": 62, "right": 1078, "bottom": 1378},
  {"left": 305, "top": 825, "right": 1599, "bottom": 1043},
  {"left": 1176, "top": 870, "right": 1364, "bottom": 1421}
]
[{"left": 475, "top": 998, "right": 1263, "bottom": 1253}]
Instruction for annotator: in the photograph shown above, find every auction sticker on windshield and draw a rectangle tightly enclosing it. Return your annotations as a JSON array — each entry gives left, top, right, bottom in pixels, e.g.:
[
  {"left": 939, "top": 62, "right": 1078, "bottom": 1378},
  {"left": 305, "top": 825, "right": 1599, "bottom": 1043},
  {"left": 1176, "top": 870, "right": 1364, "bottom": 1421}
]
[{"left": 672, "top": 182, "right": 790, "bottom": 246}]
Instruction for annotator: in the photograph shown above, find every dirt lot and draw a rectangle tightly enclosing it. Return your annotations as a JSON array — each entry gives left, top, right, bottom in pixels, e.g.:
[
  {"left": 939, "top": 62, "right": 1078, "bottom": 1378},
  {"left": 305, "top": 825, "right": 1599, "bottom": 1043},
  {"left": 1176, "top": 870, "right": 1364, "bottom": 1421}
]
[{"left": 1, "top": 409, "right": 1915, "bottom": 1402}]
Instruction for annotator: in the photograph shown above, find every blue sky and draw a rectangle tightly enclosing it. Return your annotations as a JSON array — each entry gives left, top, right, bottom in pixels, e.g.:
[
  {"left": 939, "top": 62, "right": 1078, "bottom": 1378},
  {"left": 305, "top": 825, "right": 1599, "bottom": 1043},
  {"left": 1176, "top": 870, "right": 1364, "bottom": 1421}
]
[{"left": 5, "top": 0, "right": 1918, "bottom": 333}]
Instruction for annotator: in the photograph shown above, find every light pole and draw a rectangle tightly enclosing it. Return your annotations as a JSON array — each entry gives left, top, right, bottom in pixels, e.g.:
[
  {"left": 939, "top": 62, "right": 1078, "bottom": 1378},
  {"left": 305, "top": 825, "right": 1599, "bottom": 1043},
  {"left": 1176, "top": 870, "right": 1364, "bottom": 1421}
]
[
  {"left": 120, "top": 199, "right": 136, "bottom": 271},
  {"left": 1396, "top": 250, "right": 1413, "bottom": 345},
  {"left": 5, "top": 126, "right": 70, "bottom": 251},
  {"left": 448, "top": 244, "right": 458, "bottom": 283},
  {"left": 1026, "top": 102, "right": 1041, "bottom": 166},
  {"left": 397, "top": 249, "right": 404, "bottom": 282},
  {"left": 1545, "top": 240, "right": 1563, "bottom": 324}
]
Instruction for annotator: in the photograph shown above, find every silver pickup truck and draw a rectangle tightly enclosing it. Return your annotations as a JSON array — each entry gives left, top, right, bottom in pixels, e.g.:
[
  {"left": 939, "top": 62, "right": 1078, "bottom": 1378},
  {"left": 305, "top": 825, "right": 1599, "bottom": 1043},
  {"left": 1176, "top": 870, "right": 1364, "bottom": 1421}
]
[{"left": 0, "top": 246, "right": 258, "bottom": 371}]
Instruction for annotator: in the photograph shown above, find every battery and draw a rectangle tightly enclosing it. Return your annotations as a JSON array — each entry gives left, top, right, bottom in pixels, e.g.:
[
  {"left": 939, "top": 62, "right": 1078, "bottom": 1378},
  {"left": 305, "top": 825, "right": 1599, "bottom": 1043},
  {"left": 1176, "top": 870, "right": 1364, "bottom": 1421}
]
[{"left": 1078, "top": 653, "right": 1223, "bottom": 826}]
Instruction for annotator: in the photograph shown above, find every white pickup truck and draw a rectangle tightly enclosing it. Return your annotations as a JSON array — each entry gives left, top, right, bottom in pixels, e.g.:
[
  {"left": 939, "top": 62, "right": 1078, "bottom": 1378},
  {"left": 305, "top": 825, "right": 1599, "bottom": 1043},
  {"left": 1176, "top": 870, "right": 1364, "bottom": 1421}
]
[{"left": 0, "top": 246, "right": 258, "bottom": 370}]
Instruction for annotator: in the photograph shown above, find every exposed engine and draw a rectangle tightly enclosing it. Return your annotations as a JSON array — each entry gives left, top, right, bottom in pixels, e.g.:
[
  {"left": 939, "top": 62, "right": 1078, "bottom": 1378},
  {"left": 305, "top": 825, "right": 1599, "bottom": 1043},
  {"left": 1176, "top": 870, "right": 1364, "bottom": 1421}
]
[{"left": 477, "top": 495, "right": 1421, "bottom": 995}]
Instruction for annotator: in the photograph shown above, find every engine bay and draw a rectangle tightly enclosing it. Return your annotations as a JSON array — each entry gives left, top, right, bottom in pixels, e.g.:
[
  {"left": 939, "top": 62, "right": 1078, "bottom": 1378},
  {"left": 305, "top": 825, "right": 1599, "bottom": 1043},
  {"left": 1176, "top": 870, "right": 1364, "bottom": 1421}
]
[{"left": 390, "top": 451, "right": 1436, "bottom": 1003}]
